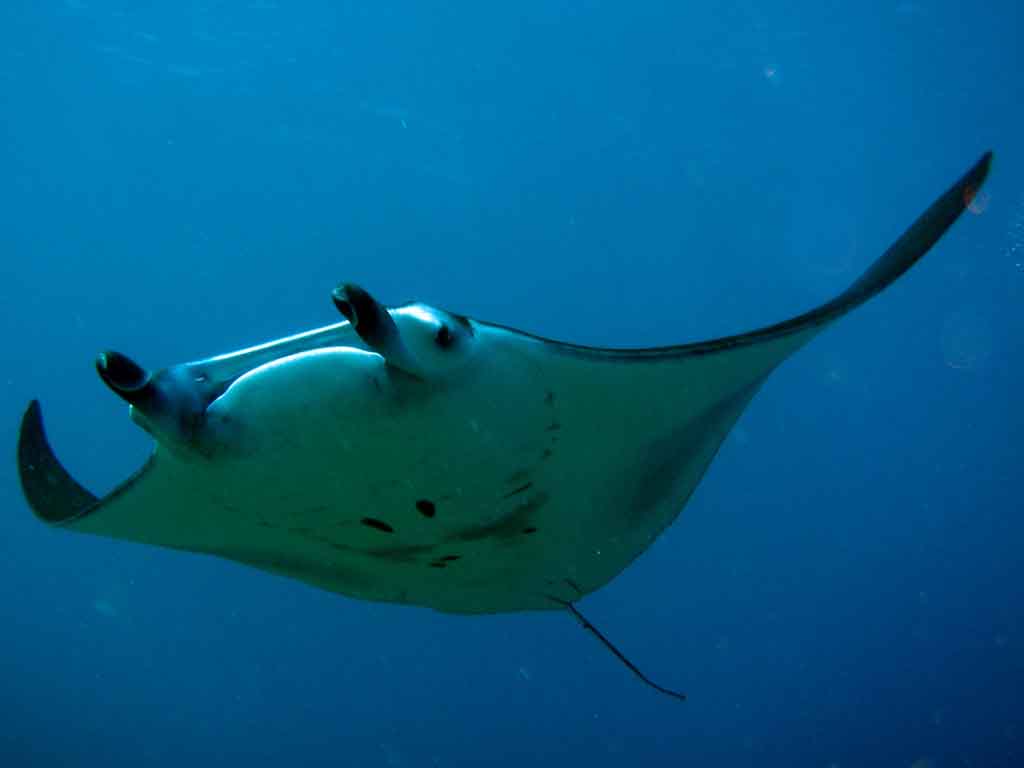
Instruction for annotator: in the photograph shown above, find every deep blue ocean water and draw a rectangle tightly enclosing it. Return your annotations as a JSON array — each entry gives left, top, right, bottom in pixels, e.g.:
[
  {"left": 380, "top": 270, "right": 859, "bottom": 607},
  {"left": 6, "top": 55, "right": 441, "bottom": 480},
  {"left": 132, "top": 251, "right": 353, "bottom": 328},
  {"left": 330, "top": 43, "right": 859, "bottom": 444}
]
[{"left": 1, "top": 1, "right": 1021, "bottom": 765}]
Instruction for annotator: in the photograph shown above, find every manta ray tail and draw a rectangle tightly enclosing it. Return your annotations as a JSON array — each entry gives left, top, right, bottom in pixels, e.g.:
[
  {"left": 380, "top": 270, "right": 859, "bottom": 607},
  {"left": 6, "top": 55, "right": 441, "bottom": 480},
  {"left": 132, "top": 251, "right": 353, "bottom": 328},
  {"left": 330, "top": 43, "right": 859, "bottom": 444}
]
[{"left": 554, "top": 598, "right": 687, "bottom": 702}]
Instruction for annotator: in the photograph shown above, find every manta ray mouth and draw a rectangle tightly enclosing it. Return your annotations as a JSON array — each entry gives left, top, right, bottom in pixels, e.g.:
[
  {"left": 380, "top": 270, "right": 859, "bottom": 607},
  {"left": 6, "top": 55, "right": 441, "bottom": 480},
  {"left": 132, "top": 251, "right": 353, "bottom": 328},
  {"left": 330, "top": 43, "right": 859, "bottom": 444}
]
[{"left": 96, "top": 351, "right": 151, "bottom": 394}]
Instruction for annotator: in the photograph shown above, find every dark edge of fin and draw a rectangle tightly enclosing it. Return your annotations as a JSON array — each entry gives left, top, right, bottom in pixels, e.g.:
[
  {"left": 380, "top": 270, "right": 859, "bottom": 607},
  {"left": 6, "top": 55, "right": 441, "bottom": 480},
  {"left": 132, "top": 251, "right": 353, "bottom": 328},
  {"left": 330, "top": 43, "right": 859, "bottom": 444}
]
[
  {"left": 555, "top": 598, "right": 687, "bottom": 702},
  {"left": 17, "top": 400, "right": 99, "bottom": 524},
  {"left": 477, "top": 151, "right": 994, "bottom": 361}
]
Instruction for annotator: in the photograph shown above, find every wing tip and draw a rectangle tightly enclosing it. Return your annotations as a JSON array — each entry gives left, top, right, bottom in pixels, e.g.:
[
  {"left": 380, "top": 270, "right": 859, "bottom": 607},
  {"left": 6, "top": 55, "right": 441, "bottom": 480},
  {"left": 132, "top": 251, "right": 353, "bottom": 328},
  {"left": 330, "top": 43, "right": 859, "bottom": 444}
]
[
  {"left": 833, "top": 149, "right": 994, "bottom": 312},
  {"left": 17, "top": 399, "right": 99, "bottom": 524},
  {"left": 967, "top": 149, "right": 993, "bottom": 196}
]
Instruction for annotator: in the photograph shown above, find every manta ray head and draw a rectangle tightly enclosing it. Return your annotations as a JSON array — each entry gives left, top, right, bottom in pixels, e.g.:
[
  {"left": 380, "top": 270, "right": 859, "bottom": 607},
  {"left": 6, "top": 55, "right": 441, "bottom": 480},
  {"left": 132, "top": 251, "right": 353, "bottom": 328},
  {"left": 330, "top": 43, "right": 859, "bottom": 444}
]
[
  {"left": 95, "top": 285, "right": 483, "bottom": 461},
  {"left": 196, "top": 289, "right": 484, "bottom": 461}
]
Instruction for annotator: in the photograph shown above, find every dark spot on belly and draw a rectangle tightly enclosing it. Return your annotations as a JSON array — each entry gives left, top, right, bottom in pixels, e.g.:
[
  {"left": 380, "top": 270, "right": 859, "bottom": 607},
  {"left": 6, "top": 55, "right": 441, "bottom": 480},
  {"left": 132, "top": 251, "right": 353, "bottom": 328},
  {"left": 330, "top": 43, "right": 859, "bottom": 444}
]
[
  {"left": 522, "top": 526, "right": 537, "bottom": 534},
  {"left": 415, "top": 499, "right": 436, "bottom": 518},
  {"left": 439, "top": 554, "right": 461, "bottom": 562},
  {"left": 360, "top": 517, "right": 394, "bottom": 533}
]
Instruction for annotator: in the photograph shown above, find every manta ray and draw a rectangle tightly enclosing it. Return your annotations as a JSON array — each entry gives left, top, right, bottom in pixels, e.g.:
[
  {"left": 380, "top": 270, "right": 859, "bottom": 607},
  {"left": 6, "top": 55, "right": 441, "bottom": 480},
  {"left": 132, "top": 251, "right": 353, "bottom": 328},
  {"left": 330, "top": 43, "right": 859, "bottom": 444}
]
[{"left": 18, "top": 153, "right": 991, "bottom": 700}]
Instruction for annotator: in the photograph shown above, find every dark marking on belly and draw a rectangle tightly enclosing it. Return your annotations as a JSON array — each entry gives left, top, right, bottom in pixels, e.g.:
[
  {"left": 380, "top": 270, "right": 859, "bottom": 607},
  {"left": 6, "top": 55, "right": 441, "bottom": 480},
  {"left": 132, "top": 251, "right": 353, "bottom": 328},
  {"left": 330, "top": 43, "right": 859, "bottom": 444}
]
[
  {"left": 360, "top": 517, "right": 394, "bottom": 533},
  {"left": 366, "top": 543, "right": 436, "bottom": 563},
  {"left": 502, "top": 482, "right": 533, "bottom": 499},
  {"left": 428, "top": 554, "right": 461, "bottom": 568},
  {"left": 544, "top": 390, "right": 555, "bottom": 406},
  {"left": 415, "top": 499, "right": 436, "bottom": 518},
  {"left": 282, "top": 526, "right": 437, "bottom": 569},
  {"left": 522, "top": 526, "right": 537, "bottom": 534},
  {"left": 506, "top": 468, "right": 531, "bottom": 485},
  {"left": 450, "top": 492, "right": 549, "bottom": 543}
]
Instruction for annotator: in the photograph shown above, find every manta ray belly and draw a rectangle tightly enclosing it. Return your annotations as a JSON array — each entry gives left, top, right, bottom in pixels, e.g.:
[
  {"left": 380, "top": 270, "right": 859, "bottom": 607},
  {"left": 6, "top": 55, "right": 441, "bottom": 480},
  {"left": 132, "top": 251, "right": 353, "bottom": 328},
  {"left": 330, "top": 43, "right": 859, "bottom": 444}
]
[
  {"left": 204, "top": 346, "right": 388, "bottom": 457},
  {"left": 192, "top": 343, "right": 567, "bottom": 613}
]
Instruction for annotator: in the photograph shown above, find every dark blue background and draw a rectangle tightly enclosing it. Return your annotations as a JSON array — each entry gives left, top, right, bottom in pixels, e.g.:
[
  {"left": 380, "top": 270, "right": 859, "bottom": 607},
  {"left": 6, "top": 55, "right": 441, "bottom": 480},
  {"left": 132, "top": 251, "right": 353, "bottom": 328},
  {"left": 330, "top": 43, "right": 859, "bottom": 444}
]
[{"left": 1, "top": 1, "right": 1021, "bottom": 765}]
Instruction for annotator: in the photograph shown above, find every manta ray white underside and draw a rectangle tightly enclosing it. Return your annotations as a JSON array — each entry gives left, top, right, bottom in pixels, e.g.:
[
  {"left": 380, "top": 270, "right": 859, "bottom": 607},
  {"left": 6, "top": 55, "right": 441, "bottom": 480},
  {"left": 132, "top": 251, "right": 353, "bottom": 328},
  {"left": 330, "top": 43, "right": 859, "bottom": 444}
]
[{"left": 18, "top": 154, "right": 990, "bottom": 642}]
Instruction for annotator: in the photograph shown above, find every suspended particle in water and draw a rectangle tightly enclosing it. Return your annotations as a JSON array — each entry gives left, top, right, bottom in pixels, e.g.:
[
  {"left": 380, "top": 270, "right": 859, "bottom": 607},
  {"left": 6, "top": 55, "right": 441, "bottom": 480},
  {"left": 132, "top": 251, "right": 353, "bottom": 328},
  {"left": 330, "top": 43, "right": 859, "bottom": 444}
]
[
  {"left": 93, "top": 598, "right": 118, "bottom": 618},
  {"left": 793, "top": 206, "right": 860, "bottom": 282},
  {"left": 1004, "top": 192, "right": 1024, "bottom": 262},
  {"left": 379, "top": 743, "right": 402, "bottom": 767},
  {"left": 940, "top": 308, "right": 994, "bottom": 371}
]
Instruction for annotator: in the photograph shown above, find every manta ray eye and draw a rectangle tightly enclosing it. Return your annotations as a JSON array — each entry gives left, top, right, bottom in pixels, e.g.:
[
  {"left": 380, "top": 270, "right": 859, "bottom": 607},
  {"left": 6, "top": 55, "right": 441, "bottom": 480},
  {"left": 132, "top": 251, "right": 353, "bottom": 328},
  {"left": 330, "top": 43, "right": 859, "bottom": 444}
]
[{"left": 435, "top": 325, "right": 455, "bottom": 349}]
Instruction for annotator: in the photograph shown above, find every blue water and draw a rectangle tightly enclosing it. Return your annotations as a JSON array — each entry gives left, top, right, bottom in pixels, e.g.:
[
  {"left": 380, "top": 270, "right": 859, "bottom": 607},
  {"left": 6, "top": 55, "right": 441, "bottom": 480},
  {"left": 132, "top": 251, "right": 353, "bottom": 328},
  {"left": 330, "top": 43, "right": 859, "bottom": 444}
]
[{"left": 2, "top": 2, "right": 1021, "bottom": 765}]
